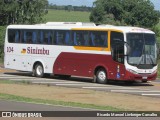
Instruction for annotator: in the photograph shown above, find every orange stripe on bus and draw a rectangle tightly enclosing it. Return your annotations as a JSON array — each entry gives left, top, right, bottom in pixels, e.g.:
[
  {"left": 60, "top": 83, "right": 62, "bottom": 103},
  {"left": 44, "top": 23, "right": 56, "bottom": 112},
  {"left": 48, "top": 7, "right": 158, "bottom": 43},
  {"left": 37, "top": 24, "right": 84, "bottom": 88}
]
[
  {"left": 71, "top": 28, "right": 123, "bottom": 33},
  {"left": 74, "top": 46, "right": 110, "bottom": 51}
]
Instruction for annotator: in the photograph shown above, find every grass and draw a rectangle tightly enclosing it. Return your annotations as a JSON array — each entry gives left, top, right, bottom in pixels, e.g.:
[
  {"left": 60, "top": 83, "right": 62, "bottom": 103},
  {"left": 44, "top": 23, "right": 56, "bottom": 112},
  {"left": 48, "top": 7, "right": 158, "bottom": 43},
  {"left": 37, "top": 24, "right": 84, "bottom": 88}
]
[
  {"left": 0, "top": 80, "right": 16, "bottom": 84},
  {"left": 0, "top": 93, "right": 123, "bottom": 111},
  {"left": 0, "top": 58, "right": 3, "bottom": 64},
  {"left": 44, "top": 9, "right": 90, "bottom": 22},
  {"left": 0, "top": 80, "right": 31, "bottom": 85}
]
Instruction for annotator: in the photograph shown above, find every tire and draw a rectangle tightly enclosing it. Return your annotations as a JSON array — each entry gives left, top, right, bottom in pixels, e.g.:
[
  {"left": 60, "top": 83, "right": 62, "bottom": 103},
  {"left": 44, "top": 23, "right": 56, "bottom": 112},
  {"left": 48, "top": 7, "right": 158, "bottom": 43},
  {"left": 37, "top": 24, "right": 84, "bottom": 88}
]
[
  {"left": 43, "top": 73, "right": 50, "bottom": 78},
  {"left": 34, "top": 64, "right": 44, "bottom": 78},
  {"left": 58, "top": 75, "right": 71, "bottom": 79},
  {"left": 142, "top": 80, "right": 147, "bottom": 83},
  {"left": 125, "top": 81, "right": 134, "bottom": 85},
  {"left": 96, "top": 68, "right": 107, "bottom": 84}
]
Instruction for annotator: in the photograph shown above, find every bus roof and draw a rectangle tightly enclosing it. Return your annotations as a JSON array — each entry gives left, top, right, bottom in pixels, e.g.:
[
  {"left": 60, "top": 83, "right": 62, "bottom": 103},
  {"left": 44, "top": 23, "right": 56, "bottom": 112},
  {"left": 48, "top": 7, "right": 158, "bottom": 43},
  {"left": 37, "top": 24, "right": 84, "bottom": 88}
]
[
  {"left": 98, "top": 25, "right": 154, "bottom": 34},
  {"left": 7, "top": 22, "right": 155, "bottom": 34}
]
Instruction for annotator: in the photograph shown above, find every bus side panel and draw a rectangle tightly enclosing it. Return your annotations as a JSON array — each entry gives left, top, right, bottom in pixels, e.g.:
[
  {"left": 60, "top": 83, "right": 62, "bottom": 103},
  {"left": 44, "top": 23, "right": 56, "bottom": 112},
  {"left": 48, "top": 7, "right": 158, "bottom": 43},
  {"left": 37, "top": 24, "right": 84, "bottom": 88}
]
[{"left": 53, "top": 52, "right": 126, "bottom": 80}]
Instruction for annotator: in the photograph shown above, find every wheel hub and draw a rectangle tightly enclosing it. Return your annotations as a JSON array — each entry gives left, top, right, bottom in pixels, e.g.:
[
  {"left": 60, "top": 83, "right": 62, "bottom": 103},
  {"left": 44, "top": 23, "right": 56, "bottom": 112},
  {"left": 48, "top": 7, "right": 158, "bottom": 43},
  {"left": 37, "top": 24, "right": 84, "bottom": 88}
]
[
  {"left": 36, "top": 66, "right": 43, "bottom": 75},
  {"left": 98, "top": 71, "right": 106, "bottom": 81}
]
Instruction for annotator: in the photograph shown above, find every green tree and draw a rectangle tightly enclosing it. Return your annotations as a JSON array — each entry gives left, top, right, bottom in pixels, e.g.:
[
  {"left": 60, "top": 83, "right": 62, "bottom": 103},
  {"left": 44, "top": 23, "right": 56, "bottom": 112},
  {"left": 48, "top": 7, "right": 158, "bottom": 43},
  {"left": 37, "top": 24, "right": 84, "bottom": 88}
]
[
  {"left": 0, "top": 26, "right": 6, "bottom": 59},
  {"left": 15, "top": 0, "right": 48, "bottom": 24},
  {"left": 90, "top": 2, "right": 105, "bottom": 24},
  {"left": 90, "top": 0, "right": 160, "bottom": 28},
  {"left": 0, "top": 0, "right": 48, "bottom": 25},
  {"left": 90, "top": 0, "right": 124, "bottom": 25}
]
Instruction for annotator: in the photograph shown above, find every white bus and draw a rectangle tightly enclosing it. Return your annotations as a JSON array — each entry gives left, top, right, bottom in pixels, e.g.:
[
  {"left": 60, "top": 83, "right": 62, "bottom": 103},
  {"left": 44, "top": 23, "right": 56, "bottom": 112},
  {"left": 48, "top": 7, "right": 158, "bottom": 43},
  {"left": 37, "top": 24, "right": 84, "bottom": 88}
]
[{"left": 4, "top": 22, "right": 158, "bottom": 84}]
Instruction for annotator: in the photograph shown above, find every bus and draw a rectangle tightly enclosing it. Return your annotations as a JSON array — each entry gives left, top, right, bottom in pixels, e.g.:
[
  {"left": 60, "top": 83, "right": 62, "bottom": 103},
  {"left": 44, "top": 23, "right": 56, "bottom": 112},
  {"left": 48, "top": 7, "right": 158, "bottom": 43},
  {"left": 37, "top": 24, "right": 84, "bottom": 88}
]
[{"left": 4, "top": 22, "right": 158, "bottom": 84}]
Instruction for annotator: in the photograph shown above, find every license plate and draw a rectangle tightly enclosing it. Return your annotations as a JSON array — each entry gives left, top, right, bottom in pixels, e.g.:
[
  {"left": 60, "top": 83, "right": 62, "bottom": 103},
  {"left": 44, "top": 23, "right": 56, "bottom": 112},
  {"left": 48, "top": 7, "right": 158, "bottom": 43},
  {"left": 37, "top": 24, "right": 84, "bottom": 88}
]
[{"left": 142, "top": 76, "right": 147, "bottom": 79}]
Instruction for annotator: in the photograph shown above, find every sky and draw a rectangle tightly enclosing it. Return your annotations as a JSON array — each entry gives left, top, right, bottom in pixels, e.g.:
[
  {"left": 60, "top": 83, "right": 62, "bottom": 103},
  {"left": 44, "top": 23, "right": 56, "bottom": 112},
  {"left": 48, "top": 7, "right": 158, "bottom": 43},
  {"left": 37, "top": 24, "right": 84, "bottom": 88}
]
[{"left": 48, "top": 0, "right": 160, "bottom": 10}]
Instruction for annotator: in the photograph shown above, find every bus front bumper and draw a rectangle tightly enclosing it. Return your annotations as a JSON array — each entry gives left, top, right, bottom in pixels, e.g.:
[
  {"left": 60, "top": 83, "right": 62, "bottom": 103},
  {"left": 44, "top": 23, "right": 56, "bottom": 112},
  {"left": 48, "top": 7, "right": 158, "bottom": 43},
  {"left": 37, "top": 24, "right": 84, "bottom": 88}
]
[{"left": 125, "top": 70, "right": 157, "bottom": 81}]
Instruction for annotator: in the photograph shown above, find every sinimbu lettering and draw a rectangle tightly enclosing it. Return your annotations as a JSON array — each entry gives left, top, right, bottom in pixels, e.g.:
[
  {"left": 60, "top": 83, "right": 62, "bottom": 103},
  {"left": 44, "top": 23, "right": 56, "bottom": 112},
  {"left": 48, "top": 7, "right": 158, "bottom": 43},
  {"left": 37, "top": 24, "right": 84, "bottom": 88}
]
[{"left": 27, "top": 47, "right": 49, "bottom": 55}]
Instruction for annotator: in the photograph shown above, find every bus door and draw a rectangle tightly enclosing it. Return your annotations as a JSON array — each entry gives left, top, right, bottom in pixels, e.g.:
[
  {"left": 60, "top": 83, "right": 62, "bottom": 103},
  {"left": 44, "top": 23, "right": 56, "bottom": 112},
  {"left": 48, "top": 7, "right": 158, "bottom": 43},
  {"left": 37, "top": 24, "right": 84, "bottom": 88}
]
[{"left": 110, "top": 31, "right": 126, "bottom": 80}]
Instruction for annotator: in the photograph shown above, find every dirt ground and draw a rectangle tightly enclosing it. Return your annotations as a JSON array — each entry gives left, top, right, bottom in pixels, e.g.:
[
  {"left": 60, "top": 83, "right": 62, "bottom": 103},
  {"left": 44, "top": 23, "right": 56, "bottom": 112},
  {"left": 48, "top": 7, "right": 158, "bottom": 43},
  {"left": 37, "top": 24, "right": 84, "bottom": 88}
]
[{"left": 0, "top": 83, "right": 160, "bottom": 111}]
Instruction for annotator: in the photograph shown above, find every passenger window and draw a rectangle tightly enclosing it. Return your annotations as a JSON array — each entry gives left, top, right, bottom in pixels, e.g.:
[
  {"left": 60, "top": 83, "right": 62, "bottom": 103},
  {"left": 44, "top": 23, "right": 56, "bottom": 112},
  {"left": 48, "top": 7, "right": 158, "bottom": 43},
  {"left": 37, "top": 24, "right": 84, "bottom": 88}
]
[
  {"left": 89, "top": 31, "right": 108, "bottom": 47},
  {"left": 15, "top": 31, "right": 20, "bottom": 43},
  {"left": 32, "top": 31, "right": 37, "bottom": 44},
  {"left": 8, "top": 29, "right": 21, "bottom": 43},
  {"left": 43, "top": 31, "right": 52, "bottom": 44},
  {"left": 55, "top": 31, "right": 70, "bottom": 45},
  {"left": 72, "top": 31, "right": 89, "bottom": 46},
  {"left": 55, "top": 31, "right": 64, "bottom": 45},
  {"left": 65, "top": 31, "right": 71, "bottom": 45},
  {"left": 26, "top": 31, "right": 33, "bottom": 43},
  {"left": 8, "top": 29, "right": 15, "bottom": 43}
]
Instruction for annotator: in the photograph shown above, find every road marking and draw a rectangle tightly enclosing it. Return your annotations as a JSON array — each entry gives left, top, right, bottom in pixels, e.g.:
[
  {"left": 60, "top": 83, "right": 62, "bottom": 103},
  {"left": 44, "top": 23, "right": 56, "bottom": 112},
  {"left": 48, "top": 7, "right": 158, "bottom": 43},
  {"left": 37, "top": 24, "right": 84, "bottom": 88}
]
[
  {"left": 55, "top": 84, "right": 113, "bottom": 87},
  {"left": 55, "top": 83, "right": 103, "bottom": 86},
  {"left": 82, "top": 86, "right": 138, "bottom": 90},
  {"left": 151, "top": 81, "right": 160, "bottom": 83},
  {"left": 9, "top": 78, "right": 61, "bottom": 81},
  {"left": 142, "top": 94, "right": 160, "bottom": 96},
  {"left": 0, "top": 77, "right": 35, "bottom": 79},
  {"left": 111, "top": 90, "right": 160, "bottom": 92},
  {"left": 33, "top": 82, "right": 83, "bottom": 84},
  {"left": 9, "top": 79, "right": 39, "bottom": 81},
  {"left": 0, "top": 76, "right": 33, "bottom": 78},
  {"left": 56, "top": 83, "right": 94, "bottom": 86}
]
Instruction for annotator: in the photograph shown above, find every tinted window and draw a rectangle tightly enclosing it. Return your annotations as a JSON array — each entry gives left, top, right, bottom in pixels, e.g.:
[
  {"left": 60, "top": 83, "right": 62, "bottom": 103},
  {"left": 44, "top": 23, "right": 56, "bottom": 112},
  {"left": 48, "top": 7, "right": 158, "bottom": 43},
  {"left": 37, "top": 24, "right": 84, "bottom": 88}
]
[
  {"left": 89, "top": 31, "right": 108, "bottom": 47},
  {"left": 72, "top": 31, "right": 108, "bottom": 47},
  {"left": 8, "top": 29, "right": 21, "bottom": 43},
  {"left": 55, "top": 31, "right": 71, "bottom": 45},
  {"left": 36, "top": 30, "right": 53, "bottom": 44},
  {"left": 72, "top": 31, "right": 89, "bottom": 46},
  {"left": 111, "top": 31, "right": 124, "bottom": 63},
  {"left": 23, "top": 30, "right": 33, "bottom": 43},
  {"left": 8, "top": 29, "right": 108, "bottom": 47}
]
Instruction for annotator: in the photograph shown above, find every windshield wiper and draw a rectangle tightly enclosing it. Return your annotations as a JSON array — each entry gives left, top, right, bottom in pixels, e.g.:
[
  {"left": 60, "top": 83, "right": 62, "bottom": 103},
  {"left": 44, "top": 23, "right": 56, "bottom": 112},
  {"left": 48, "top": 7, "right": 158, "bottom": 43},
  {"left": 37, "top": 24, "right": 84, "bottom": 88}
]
[
  {"left": 136, "top": 55, "right": 144, "bottom": 67},
  {"left": 147, "top": 54, "right": 155, "bottom": 66},
  {"left": 136, "top": 54, "right": 155, "bottom": 67}
]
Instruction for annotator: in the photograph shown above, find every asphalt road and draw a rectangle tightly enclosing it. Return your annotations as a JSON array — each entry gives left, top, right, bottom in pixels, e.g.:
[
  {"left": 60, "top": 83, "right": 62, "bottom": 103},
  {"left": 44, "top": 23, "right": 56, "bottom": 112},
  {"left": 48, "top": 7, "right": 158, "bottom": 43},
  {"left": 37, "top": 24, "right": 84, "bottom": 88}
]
[
  {"left": 0, "top": 100, "right": 95, "bottom": 111},
  {"left": 0, "top": 68, "right": 160, "bottom": 98},
  {"left": 0, "top": 68, "right": 160, "bottom": 120},
  {"left": 0, "top": 100, "right": 159, "bottom": 120}
]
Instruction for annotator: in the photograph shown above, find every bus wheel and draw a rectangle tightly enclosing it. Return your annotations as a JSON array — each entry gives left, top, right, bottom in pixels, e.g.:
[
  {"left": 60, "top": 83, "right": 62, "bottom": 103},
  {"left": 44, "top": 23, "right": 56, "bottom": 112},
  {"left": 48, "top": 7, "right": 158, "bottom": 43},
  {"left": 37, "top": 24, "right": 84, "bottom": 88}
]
[
  {"left": 142, "top": 80, "right": 148, "bottom": 83},
  {"left": 96, "top": 68, "right": 107, "bottom": 84},
  {"left": 58, "top": 75, "right": 71, "bottom": 79},
  {"left": 125, "top": 81, "right": 134, "bottom": 85},
  {"left": 34, "top": 64, "right": 44, "bottom": 78}
]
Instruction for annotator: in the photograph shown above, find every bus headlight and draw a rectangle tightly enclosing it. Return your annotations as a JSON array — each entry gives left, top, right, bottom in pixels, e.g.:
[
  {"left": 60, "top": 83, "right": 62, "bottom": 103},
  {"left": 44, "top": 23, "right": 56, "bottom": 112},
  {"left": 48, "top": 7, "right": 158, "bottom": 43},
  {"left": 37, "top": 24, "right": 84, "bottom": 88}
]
[
  {"left": 152, "top": 70, "right": 157, "bottom": 74},
  {"left": 127, "top": 69, "right": 138, "bottom": 74}
]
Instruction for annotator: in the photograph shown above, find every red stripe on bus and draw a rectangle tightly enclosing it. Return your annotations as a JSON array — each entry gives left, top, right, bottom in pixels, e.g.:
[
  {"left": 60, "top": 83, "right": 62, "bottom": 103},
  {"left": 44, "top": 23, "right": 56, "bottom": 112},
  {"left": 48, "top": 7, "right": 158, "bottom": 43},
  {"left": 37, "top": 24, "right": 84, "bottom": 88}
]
[{"left": 53, "top": 52, "right": 157, "bottom": 81}]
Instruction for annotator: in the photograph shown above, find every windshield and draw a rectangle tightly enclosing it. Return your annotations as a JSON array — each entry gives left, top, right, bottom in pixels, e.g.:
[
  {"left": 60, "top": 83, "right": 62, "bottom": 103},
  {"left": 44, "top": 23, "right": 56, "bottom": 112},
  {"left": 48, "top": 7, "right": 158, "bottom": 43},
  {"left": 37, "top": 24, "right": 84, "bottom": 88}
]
[{"left": 127, "top": 33, "right": 157, "bottom": 69}]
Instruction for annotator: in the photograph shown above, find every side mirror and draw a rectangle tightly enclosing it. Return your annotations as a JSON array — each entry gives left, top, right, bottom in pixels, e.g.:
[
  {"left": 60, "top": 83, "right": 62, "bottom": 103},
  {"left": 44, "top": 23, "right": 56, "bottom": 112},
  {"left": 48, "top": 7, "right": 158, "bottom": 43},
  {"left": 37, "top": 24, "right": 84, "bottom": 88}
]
[
  {"left": 112, "top": 39, "right": 131, "bottom": 56},
  {"left": 125, "top": 42, "right": 131, "bottom": 56}
]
